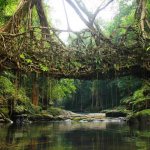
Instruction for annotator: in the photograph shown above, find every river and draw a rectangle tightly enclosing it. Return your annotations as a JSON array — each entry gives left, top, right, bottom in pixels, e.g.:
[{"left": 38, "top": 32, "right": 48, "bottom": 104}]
[{"left": 0, "top": 120, "right": 150, "bottom": 150}]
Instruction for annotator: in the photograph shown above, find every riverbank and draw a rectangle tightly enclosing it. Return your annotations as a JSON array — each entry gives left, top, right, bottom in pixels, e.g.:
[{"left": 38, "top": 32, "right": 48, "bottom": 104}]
[
  {"left": 1, "top": 107, "right": 128, "bottom": 125},
  {"left": 1, "top": 106, "right": 149, "bottom": 127}
]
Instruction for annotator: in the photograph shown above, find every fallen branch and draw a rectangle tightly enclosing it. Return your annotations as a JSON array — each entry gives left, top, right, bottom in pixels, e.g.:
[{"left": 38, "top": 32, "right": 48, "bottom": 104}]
[{"left": 0, "top": 112, "right": 13, "bottom": 124}]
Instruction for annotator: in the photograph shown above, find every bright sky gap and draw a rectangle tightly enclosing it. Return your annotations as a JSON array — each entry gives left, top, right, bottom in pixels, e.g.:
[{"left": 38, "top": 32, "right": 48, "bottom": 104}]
[{"left": 45, "top": 0, "right": 119, "bottom": 42}]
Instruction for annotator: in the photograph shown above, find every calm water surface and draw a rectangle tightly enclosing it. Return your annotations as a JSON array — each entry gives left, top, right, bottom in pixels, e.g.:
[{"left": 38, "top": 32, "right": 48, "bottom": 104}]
[{"left": 0, "top": 121, "right": 150, "bottom": 150}]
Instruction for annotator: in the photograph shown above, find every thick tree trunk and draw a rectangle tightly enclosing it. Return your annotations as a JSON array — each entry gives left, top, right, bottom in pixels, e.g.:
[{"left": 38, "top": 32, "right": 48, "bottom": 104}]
[
  {"left": 32, "top": 73, "right": 39, "bottom": 106},
  {"left": 35, "top": 0, "right": 50, "bottom": 38}
]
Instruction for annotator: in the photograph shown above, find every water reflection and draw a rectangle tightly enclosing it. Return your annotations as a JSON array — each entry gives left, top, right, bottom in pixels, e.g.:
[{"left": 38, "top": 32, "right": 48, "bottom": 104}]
[{"left": 0, "top": 121, "right": 150, "bottom": 150}]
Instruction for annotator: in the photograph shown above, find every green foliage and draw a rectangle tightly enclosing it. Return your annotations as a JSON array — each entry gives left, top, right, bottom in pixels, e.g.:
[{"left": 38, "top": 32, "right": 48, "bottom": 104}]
[
  {"left": 121, "top": 96, "right": 133, "bottom": 105},
  {"left": 30, "top": 105, "right": 42, "bottom": 114},
  {"left": 15, "top": 88, "right": 30, "bottom": 104},
  {"left": 114, "top": 64, "right": 120, "bottom": 71},
  {"left": 133, "top": 88, "right": 144, "bottom": 100},
  {"left": 134, "top": 109, "right": 150, "bottom": 117},
  {"left": 0, "top": 76, "right": 15, "bottom": 96},
  {"left": 0, "top": 0, "right": 19, "bottom": 26},
  {"left": 19, "top": 53, "right": 25, "bottom": 59},
  {"left": 4, "top": 0, "right": 18, "bottom": 16},
  {"left": 147, "top": 47, "right": 150, "bottom": 51},
  {"left": 0, "top": 75, "right": 29, "bottom": 103},
  {"left": 20, "top": 53, "right": 33, "bottom": 64},
  {"left": 39, "top": 63, "right": 49, "bottom": 71},
  {"left": 106, "top": 0, "right": 137, "bottom": 45},
  {"left": 0, "top": 74, "right": 32, "bottom": 114},
  {"left": 14, "top": 105, "right": 26, "bottom": 114},
  {"left": 0, "top": 108, "right": 9, "bottom": 116},
  {"left": 37, "top": 77, "right": 77, "bottom": 108},
  {"left": 51, "top": 79, "right": 76, "bottom": 103},
  {"left": 110, "top": 76, "right": 142, "bottom": 97},
  {"left": 120, "top": 81, "right": 150, "bottom": 112},
  {"left": 71, "top": 62, "right": 82, "bottom": 69},
  {"left": 139, "top": 131, "right": 150, "bottom": 138}
]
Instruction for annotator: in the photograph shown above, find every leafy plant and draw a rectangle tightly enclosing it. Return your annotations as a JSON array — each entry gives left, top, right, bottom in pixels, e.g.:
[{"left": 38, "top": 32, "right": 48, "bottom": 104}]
[{"left": 39, "top": 63, "right": 49, "bottom": 71}]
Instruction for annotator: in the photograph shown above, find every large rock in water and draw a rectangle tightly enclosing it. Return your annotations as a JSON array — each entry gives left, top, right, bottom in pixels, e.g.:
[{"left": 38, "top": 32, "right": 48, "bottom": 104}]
[
  {"left": 29, "top": 114, "right": 54, "bottom": 122},
  {"left": 106, "top": 111, "right": 127, "bottom": 117},
  {"left": 128, "top": 109, "right": 150, "bottom": 126}
]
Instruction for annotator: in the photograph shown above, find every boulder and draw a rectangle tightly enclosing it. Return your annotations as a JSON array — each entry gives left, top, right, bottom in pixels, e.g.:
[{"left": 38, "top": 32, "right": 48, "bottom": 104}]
[
  {"left": 54, "top": 115, "right": 67, "bottom": 120},
  {"left": 128, "top": 109, "right": 150, "bottom": 127},
  {"left": 106, "top": 111, "right": 127, "bottom": 117},
  {"left": 29, "top": 114, "right": 54, "bottom": 122}
]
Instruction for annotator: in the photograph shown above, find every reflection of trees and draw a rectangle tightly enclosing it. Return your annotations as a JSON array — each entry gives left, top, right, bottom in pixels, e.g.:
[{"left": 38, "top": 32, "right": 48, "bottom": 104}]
[
  {"left": 63, "top": 128, "right": 131, "bottom": 150},
  {"left": 63, "top": 123, "right": 150, "bottom": 150},
  {"left": 0, "top": 123, "right": 149, "bottom": 150},
  {"left": 1, "top": 123, "right": 57, "bottom": 150},
  {"left": 6, "top": 125, "right": 15, "bottom": 145}
]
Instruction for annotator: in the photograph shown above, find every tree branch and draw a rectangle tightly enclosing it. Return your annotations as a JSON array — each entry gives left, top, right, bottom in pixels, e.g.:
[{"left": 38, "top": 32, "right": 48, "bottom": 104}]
[
  {"left": 62, "top": 0, "right": 71, "bottom": 30},
  {"left": 65, "top": 0, "right": 93, "bottom": 30},
  {"left": 74, "top": 0, "right": 91, "bottom": 21},
  {"left": 91, "top": 0, "right": 114, "bottom": 25},
  {"left": 35, "top": 0, "right": 50, "bottom": 39}
]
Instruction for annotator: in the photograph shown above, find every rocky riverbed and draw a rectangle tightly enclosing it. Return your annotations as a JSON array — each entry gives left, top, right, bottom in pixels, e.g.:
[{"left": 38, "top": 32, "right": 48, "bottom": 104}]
[{"left": 0, "top": 109, "right": 128, "bottom": 124}]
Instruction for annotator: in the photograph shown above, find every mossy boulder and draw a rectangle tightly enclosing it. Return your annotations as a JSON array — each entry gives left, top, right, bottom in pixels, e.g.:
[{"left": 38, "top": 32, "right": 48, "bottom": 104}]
[
  {"left": 128, "top": 109, "right": 150, "bottom": 126},
  {"left": 47, "top": 107, "right": 71, "bottom": 117},
  {"left": 47, "top": 107, "right": 62, "bottom": 116},
  {"left": 29, "top": 114, "right": 54, "bottom": 121},
  {"left": 102, "top": 107, "right": 131, "bottom": 117}
]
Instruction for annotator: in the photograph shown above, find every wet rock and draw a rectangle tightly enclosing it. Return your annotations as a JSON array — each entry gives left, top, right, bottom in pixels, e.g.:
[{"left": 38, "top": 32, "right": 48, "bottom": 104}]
[
  {"left": 106, "top": 111, "right": 127, "bottom": 117},
  {"left": 79, "top": 120, "right": 88, "bottom": 123},
  {"left": 118, "top": 117, "right": 127, "bottom": 121},
  {"left": 54, "top": 115, "right": 67, "bottom": 120},
  {"left": 29, "top": 114, "right": 54, "bottom": 122},
  {"left": 12, "top": 114, "right": 28, "bottom": 124},
  {"left": 65, "top": 119, "right": 71, "bottom": 122},
  {"left": 92, "top": 119, "right": 101, "bottom": 123}
]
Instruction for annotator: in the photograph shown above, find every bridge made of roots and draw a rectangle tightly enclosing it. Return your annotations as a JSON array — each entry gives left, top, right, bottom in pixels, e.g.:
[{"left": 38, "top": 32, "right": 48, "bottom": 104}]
[{"left": 0, "top": 0, "right": 149, "bottom": 79}]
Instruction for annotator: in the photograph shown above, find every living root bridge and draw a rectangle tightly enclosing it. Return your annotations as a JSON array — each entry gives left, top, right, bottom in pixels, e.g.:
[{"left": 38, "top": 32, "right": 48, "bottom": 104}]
[
  {"left": 0, "top": 32, "right": 149, "bottom": 79},
  {"left": 0, "top": 0, "right": 150, "bottom": 80}
]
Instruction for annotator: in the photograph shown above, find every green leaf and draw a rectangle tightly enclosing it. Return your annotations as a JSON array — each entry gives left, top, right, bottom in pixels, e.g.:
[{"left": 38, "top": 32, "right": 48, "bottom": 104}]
[
  {"left": 26, "top": 59, "right": 32, "bottom": 64},
  {"left": 114, "top": 64, "right": 120, "bottom": 71},
  {"left": 20, "top": 53, "right": 25, "bottom": 59},
  {"left": 39, "top": 64, "right": 49, "bottom": 71},
  {"left": 146, "top": 47, "right": 150, "bottom": 51}
]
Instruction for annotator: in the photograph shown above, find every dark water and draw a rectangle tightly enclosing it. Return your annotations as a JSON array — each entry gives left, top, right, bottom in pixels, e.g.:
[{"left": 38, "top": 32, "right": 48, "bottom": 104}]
[{"left": 0, "top": 121, "right": 150, "bottom": 150}]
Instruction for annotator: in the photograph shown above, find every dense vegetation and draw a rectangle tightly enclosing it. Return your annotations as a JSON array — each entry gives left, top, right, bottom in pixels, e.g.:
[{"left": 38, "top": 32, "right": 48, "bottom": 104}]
[{"left": 0, "top": 0, "right": 149, "bottom": 126}]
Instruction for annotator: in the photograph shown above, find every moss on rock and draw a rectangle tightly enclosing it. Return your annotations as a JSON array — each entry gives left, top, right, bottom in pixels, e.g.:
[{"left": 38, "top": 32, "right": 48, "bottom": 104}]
[
  {"left": 102, "top": 106, "right": 132, "bottom": 117},
  {"left": 47, "top": 107, "right": 63, "bottom": 116},
  {"left": 128, "top": 109, "right": 150, "bottom": 126}
]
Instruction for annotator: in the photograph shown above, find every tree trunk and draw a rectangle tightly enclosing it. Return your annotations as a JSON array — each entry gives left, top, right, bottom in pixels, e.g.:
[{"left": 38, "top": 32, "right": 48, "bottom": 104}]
[{"left": 32, "top": 73, "right": 39, "bottom": 106}]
